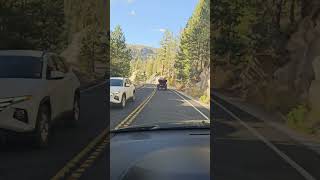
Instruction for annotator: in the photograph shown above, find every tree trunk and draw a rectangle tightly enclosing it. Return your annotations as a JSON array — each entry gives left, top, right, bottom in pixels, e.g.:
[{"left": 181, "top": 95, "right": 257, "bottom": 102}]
[
  {"left": 91, "top": 41, "right": 95, "bottom": 74},
  {"left": 290, "top": 0, "right": 295, "bottom": 25},
  {"left": 274, "top": 0, "right": 284, "bottom": 32},
  {"left": 301, "top": 0, "right": 311, "bottom": 18}
]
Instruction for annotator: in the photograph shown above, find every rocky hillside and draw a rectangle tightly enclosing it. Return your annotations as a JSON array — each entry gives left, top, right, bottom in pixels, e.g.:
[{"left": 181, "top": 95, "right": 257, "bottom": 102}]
[
  {"left": 127, "top": 44, "right": 157, "bottom": 60},
  {"left": 64, "top": 0, "right": 107, "bottom": 37},
  {"left": 62, "top": 0, "right": 108, "bottom": 80},
  {"left": 213, "top": 2, "right": 320, "bottom": 134}
]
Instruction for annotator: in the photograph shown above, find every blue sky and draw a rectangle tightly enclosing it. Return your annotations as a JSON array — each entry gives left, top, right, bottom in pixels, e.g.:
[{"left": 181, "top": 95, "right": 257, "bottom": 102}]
[{"left": 111, "top": 0, "right": 199, "bottom": 48}]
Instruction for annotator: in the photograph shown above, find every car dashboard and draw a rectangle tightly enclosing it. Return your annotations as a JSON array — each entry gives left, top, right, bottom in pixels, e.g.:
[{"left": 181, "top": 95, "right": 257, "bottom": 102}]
[{"left": 110, "top": 129, "right": 210, "bottom": 180}]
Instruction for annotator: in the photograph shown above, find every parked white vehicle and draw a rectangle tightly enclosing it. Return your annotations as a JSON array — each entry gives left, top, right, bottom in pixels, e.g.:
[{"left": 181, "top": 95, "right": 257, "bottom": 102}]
[
  {"left": 110, "top": 77, "right": 135, "bottom": 108},
  {"left": 0, "top": 50, "right": 81, "bottom": 147}
]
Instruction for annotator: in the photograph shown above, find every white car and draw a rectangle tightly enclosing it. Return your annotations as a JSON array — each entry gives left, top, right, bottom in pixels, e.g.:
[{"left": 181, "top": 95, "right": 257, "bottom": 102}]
[
  {"left": 110, "top": 77, "right": 135, "bottom": 108},
  {"left": 0, "top": 50, "right": 81, "bottom": 147}
]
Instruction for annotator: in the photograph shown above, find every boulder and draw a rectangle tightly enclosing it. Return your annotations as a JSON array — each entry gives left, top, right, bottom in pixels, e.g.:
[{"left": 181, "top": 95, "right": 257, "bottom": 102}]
[
  {"left": 196, "top": 67, "right": 210, "bottom": 90},
  {"left": 274, "top": 13, "right": 320, "bottom": 103},
  {"left": 273, "top": 60, "right": 296, "bottom": 85},
  {"left": 212, "top": 66, "right": 234, "bottom": 89}
]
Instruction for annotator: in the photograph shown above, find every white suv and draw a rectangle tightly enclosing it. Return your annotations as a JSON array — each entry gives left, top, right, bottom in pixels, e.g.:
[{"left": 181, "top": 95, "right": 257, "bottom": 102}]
[
  {"left": 110, "top": 77, "right": 135, "bottom": 108},
  {"left": 0, "top": 50, "right": 81, "bottom": 147}
]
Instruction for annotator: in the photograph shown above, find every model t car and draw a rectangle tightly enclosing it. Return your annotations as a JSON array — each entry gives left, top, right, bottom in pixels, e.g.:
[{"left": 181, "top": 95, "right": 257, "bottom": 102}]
[{"left": 157, "top": 77, "right": 167, "bottom": 90}]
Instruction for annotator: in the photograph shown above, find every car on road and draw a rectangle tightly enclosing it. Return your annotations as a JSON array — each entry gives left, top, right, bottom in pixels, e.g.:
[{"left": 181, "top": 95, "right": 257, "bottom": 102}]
[
  {"left": 0, "top": 50, "right": 81, "bottom": 147},
  {"left": 110, "top": 77, "right": 135, "bottom": 108},
  {"left": 157, "top": 78, "right": 167, "bottom": 90},
  {"left": 110, "top": 120, "right": 210, "bottom": 180}
]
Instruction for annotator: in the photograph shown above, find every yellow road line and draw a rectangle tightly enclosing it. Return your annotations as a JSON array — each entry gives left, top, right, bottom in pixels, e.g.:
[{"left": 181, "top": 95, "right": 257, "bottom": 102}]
[
  {"left": 123, "top": 89, "right": 156, "bottom": 126},
  {"left": 51, "top": 87, "right": 156, "bottom": 180},
  {"left": 51, "top": 129, "right": 108, "bottom": 180},
  {"left": 114, "top": 88, "right": 156, "bottom": 129},
  {"left": 65, "top": 88, "right": 156, "bottom": 179}
]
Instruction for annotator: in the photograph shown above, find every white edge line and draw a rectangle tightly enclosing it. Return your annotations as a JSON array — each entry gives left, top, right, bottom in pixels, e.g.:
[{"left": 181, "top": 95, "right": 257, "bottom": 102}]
[
  {"left": 171, "top": 89, "right": 209, "bottom": 120},
  {"left": 212, "top": 99, "right": 316, "bottom": 180},
  {"left": 214, "top": 93, "right": 320, "bottom": 155},
  {"left": 80, "top": 81, "right": 106, "bottom": 93}
]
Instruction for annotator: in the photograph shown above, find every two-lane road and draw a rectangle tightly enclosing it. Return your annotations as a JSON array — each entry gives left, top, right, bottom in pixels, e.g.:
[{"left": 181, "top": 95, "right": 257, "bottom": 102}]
[
  {"left": 80, "top": 84, "right": 210, "bottom": 179},
  {"left": 5, "top": 82, "right": 317, "bottom": 180}
]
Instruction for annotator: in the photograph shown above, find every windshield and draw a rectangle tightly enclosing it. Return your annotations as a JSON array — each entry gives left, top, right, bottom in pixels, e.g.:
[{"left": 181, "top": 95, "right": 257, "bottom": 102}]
[
  {"left": 110, "top": 1, "right": 210, "bottom": 130},
  {"left": 110, "top": 79, "right": 123, "bottom": 86},
  {"left": 110, "top": 1, "right": 210, "bottom": 179},
  {"left": 0, "top": 56, "right": 42, "bottom": 79}
]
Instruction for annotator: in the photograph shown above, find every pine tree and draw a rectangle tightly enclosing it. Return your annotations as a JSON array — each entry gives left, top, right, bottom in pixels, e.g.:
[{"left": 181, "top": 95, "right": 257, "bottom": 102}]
[{"left": 110, "top": 25, "right": 132, "bottom": 77}]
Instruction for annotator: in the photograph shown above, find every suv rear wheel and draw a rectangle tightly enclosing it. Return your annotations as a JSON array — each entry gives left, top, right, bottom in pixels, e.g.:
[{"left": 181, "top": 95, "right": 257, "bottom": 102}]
[
  {"left": 66, "top": 93, "right": 80, "bottom": 127},
  {"left": 131, "top": 91, "right": 136, "bottom": 102},
  {"left": 34, "top": 104, "right": 50, "bottom": 148},
  {"left": 120, "top": 94, "right": 126, "bottom": 108}
]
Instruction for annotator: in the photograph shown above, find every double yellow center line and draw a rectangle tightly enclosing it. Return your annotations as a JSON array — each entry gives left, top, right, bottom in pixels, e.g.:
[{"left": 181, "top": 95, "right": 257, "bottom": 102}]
[
  {"left": 51, "top": 88, "right": 156, "bottom": 180},
  {"left": 114, "top": 88, "right": 156, "bottom": 129}
]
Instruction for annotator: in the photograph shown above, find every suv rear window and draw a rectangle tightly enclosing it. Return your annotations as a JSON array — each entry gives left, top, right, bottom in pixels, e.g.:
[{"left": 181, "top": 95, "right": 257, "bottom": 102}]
[
  {"left": 110, "top": 79, "right": 123, "bottom": 86},
  {"left": 0, "top": 56, "right": 42, "bottom": 79}
]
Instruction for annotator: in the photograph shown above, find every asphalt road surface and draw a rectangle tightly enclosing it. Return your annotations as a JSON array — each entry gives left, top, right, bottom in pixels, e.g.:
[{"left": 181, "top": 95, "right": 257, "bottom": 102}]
[
  {"left": 212, "top": 94, "right": 320, "bottom": 180},
  {"left": 81, "top": 84, "right": 210, "bottom": 179},
  {"left": 69, "top": 84, "right": 320, "bottom": 180},
  {"left": 2, "top": 82, "right": 319, "bottom": 180}
]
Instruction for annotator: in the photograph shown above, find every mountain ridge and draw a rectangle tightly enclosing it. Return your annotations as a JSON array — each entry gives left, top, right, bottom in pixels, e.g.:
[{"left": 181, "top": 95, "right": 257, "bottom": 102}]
[{"left": 127, "top": 44, "right": 158, "bottom": 61}]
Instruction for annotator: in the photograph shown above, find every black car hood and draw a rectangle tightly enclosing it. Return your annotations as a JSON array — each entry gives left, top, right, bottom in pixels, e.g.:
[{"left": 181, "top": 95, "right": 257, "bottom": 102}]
[{"left": 110, "top": 129, "right": 210, "bottom": 180}]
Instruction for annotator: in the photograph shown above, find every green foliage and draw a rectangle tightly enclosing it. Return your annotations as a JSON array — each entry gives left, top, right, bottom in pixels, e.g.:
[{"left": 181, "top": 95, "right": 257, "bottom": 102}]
[
  {"left": 79, "top": 27, "right": 107, "bottom": 74},
  {"left": 126, "top": 0, "right": 210, "bottom": 94},
  {"left": 135, "top": 70, "right": 147, "bottom": 83},
  {"left": 130, "top": 30, "right": 179, "bottom": 83},
  {"left": 146, "top": 60, "right": 154, "bottom": 78},
  {"left": 200, "top": 94, "right": 210, "bottom": 104},
  {"left": 286, "top": 105, "right": 315, "bottom": 134},
  {"left": 175, "top": 0, "right": 210, "bottom": 83},
  {"left": 287, "top": 105, "right": 307, "bottom": 125},
  {"left": 212, "top": 0, "right": 249, "bottom": 64},
  {"left": 0, "top": 0, "right": 67, "bottom": 51},
  {"left": 110, "top": 25, "right": 132, "bottom": 77},
  {"left": 212, "top": 0, "right": 308, "bottom": 67}
]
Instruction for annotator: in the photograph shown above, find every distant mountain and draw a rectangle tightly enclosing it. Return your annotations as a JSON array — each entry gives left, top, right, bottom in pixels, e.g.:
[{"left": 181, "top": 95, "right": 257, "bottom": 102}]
[{"left": 127, "top": 44, "right": 158, "bottom": 61}]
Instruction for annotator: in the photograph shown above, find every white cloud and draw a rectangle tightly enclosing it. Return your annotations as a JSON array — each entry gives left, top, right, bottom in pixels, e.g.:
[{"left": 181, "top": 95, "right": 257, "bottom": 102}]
[
  {"left": 152, "top": 28, "right": 167, "bottom": 33},
  {"left": 111, "top": 0, "right": 133, "bottom": 5},
  {"left": 151, "top": 28, "right": 168, "bottom": 33},
  {"left": 129, "top": 10, "right": 136, "bottom": 16}
]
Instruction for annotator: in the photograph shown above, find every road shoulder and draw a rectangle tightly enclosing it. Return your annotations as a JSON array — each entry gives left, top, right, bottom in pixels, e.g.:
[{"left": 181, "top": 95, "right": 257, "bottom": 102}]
[
  {"left": 169, "top": 87, "right": 210, "bottom": 110},
  {"left": 213, "top": 92, "right": 320, "bottom": 155}
]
